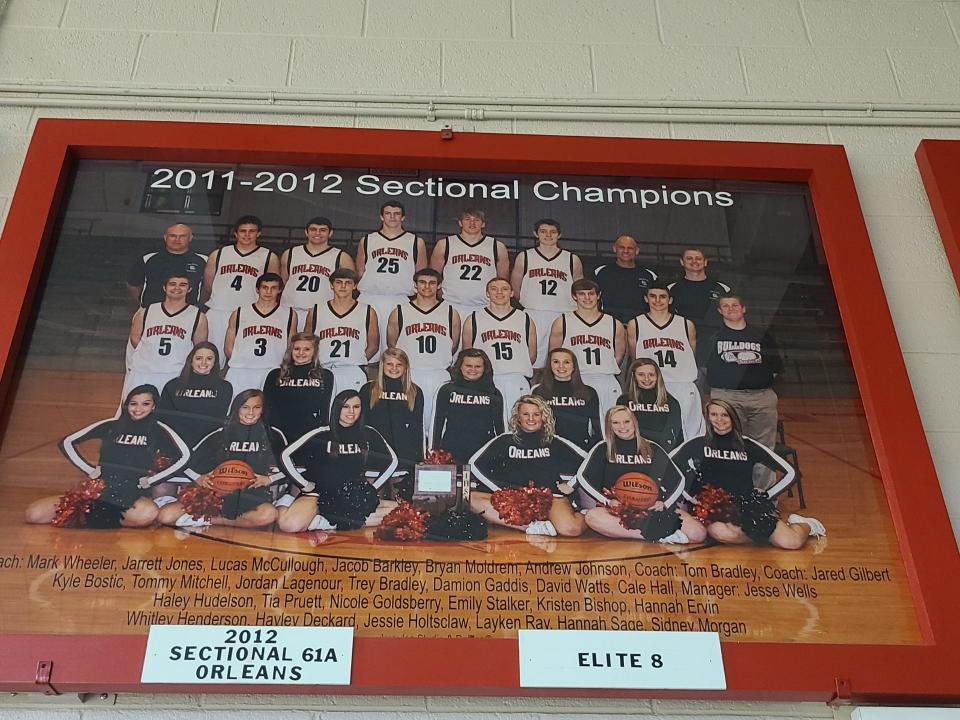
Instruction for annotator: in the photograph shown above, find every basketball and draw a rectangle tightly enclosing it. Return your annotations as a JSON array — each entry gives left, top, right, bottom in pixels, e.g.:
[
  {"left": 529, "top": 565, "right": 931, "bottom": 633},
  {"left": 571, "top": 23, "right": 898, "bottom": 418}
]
[
  {"left": 210, "top": 460, "right": 256, "bottom": 494},
  {"left": 612, "top": 472, "right": 660, "bottom": 509}
]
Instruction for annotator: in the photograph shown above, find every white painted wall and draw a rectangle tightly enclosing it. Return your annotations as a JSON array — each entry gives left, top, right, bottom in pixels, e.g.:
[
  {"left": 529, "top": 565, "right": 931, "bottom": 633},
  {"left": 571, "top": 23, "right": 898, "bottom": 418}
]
[{"left": 1, "top": 1, "right": 958, "bottom": 717}]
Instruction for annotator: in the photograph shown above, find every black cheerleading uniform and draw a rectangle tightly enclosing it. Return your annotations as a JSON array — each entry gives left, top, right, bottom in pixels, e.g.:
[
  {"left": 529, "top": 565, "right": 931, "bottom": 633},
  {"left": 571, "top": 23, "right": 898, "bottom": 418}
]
[
  {"left": 470, "top": 429, "right": 586, "bottom": 494},
  {"left": 617, "top": 390, "right": 684, "bottom": 452},
  {"left": 359, "top": 378, "right": 424, "bottom": 472},
  {"left": 577, "top": 436, "right": 684, "bottom": 508},
  {"left": 60, "top": 415, "right": 190, "bottom": 512},
  {"left": 158, "top": 374, "right": 233, "bottom": 449},
  {"left": 280, "top": 423, "right": 398, "bottom": 495},
  {"left": 188, "top": 422, "right": 288, "bottom": 519},
  {"left": 262, "top": 364, "right": 334, "bottom": 443},
  {"left": 670, "top": 434, "right": 794, "bottom": 499},
  {"left": 532, "top": 380, "right": 602, "bottom": 451},
  {"left": 432, "top": 380, "right": 504, "bottom": 463}
]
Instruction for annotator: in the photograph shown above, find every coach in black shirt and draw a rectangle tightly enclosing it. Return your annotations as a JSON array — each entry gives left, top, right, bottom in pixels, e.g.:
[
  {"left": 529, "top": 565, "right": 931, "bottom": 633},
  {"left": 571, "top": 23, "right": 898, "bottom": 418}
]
[
  {"left": 705, "top": 294, "right": 784, "bottom": 491},
  {"left": 668, "top": 247, "right": 731, "bottom": 341},
  {"left": 594, "top": 235, "right": 657, "bottom": 323},
  {"left": 127, "top": 223, "right": 206, "bottom": 307}
]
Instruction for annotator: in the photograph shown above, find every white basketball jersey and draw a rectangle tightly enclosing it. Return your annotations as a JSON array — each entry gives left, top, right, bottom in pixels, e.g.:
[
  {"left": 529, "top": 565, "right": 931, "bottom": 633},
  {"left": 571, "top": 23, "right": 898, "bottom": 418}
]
[
  {"left": 229, "top": 304, "right": 291, "bottom": 370},
  {"left": 208, "top": 245, "right": 274, "bottom": 310},
  {"left": 130, "top": 303, "right": 200, "bottom": 373},
  {"left": 471, "top": 308, "right": 533, "bottom": 376},
  {"left": 518, "top": 248, "right": 576, "bottom": 312},
  {"left": 441, "top": 235, "right": 499, "bottom": 309},
  {"left": 357, "top": 231, "right": 418, "bottom": 296},
  {"left": 281, "top": 245, "right": 343, "bottom": 310},
  {"left": 395, "top": 301, "right": 456, "bottom": 370},
  {"left": 311, "top": 301, "right": 371, "bottom": 368},
  {"left": 633, "top": 313, "right": 698, "bottom": 383},
  {"left": 561, "top": 312, "right": 619, "bottom": 375}
]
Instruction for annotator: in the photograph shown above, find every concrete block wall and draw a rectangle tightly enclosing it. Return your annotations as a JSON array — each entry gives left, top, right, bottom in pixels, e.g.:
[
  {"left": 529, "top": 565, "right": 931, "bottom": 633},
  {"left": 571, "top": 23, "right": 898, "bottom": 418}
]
[{"left": 1, "top": 1, "right": 959, "bottom": 718}]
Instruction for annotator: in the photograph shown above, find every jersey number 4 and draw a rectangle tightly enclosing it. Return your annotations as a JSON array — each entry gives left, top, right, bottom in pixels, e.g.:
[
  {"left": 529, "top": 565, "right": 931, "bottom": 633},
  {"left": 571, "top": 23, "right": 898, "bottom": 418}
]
[
  {"left": 230, "top": 276, "right": 244, "bottom": 291},
  {"left": 654, "top": 349, "right": 677, "bottom": 368}
]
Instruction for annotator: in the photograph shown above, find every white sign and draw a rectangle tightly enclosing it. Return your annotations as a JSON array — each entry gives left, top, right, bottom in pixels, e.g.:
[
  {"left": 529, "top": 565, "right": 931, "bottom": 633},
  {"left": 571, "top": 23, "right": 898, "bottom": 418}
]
[
  {"left": 141, "top": 625, "right": 353, "bottom": 684},
  {"left": 518, "top": 630, "right": 725, "bottom": 690}
]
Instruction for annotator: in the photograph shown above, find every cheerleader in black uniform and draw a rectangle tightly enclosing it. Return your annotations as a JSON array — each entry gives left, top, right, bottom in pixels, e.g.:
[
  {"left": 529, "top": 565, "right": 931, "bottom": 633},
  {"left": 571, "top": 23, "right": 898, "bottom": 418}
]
[
  {"left": 532, "top": 347, "right": 602, "bottom": 451},
  {"left": 277, "top": 390, "right": 398, "bottom": 532},
  {"left": 155, "top": 342, "right": 233, "bottom": 506},
  {"left": 25, "top": 384, "right": 190, "bottom": 528},
  {"left": 432, "top": 349, "right": 504, "bottom": 463},
  {"left": 617, "top": 358, "right": 683, "bottom": 452},
  {"left": 158, "top": 389, "right": 286, "bottom": 529},
  {"left": 579, "top": 406, "right": 705, "bottom": 543},
  {"left": 158, "top": 343, "right": 233, "bottom": 448},
  {"left": 670, "top": 399, "right": 825, "bottom": 549},
  {"left": 469, "top": 395, "right": 586, "bottom": 537},
  {"left": 263, "top": 332, "right": 334, "bottom": 442},
  {"left": 359, "top": 348, "right": 424, "bottom": 500}
]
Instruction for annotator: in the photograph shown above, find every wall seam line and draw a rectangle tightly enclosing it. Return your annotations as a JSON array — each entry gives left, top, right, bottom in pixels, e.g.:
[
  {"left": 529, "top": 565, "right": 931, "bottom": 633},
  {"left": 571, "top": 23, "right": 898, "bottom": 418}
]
[
  {"left": 943, "top": 0, "right": 960, "bottom": 48},
  {"left": 129, "top": 33, "right": 147, "bottom": 82},
  {"left": 885, "top": 47, "right": 905, "bottom": 99},
  {"left": 797, "top": 0, "right": 813, "bottom": 45},
  {"left": 653, "top": 0, "right": 665, "bottom": 44},
  {"left": 212, "top": 0, "right": 223, "bottom": 32},
  {"left": 58, "top": 0, "right": 70, "bottom": 27}
]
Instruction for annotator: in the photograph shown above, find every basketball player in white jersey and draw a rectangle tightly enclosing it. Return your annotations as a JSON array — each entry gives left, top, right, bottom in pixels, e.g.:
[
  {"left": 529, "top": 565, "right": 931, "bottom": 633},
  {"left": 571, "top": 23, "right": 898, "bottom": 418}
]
[
  {"left": 510, "top": 218, "right": 584, "bottom": 368},
  {"left": 123, "top": 274, "right": 208, "bottom": 401},
  {"left": 462, "top": 278, "right": 536, "bottom": 425},
  {"left": 549, "top": 279, "right": 625, "bottom": 418},
  {"left": 356, "top": 202, "right": 427, "bottom": 356},
  {"left": 306, "top": 268, "right": 379, "bottom": 397},
  {"left": 429, "top": 208, "right": 509, "bottom": 319},
  {"left": 628, "top": 282, "right": 705, "bottom": 439},
  {"left": 387, "top": 268, "right": 460, "bottom": 440},
  {"left": 202, "top": 215, "right": 280, "bottom": 359},
  {"left": 280, "top": 216, "right": 354, "bottom": 331},
  {"left": 224, "top": 273, "right": 296, "bottom": 399}
]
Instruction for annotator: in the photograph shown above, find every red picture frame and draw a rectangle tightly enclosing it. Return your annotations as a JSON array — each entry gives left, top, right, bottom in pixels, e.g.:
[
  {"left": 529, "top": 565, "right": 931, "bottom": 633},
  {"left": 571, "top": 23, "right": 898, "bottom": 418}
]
[
  {"left": 917, "top": 140, "right": 960, "bottom": 291},
  {"left": 0, "top": 119, "right": 958, "bottom": 702}
]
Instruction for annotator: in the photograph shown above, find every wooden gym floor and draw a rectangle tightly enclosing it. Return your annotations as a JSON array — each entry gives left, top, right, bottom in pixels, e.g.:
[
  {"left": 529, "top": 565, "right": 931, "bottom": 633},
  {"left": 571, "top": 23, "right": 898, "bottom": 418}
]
[{"left": 0, "top": 370, "right": 922, "bottom": 645}]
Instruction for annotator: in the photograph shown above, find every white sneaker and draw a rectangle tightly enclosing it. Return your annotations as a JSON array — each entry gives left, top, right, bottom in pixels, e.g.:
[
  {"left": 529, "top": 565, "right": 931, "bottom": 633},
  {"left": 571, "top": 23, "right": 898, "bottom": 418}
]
[
  {"left": 525, "top": 520, "right": 558, "bottom": 537},
  {"left": 658, "top": 529, "right": 690, "bottom": 544},
  {"left": 307, "top": 514, "right": 337, "bottom": 531},
  {"left": 788, "top": 513, "right": 826, "bottom": 537},
  {"left": 175, "top": 513, "right": 211, "bottom": 528}
]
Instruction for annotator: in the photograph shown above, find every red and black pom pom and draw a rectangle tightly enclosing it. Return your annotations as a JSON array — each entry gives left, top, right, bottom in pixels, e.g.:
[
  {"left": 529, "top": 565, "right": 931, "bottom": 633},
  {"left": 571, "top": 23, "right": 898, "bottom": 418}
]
[
  {"left": 52, "top": 478, "right": 105, "bottom": 528},
  {"left": 490, "top": 482, "right": 553, "bottom": 526},
  {"left": 374, "top": 501, "right": 430, "bottom": 542},
  {"left": 423, "top": 448, "right": 455, "bottom": 465},
  {"left": 178, "top": 486, "right": 224, "bottom": 520}
]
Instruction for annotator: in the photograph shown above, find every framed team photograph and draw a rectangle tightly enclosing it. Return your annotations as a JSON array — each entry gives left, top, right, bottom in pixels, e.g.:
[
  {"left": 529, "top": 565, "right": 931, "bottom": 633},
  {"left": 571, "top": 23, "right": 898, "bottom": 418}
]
[{"left": 0, "top": 119, "right": 957, "bottom": 701}]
